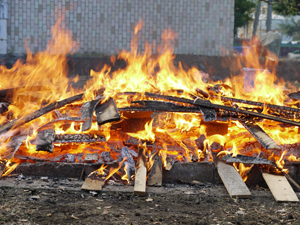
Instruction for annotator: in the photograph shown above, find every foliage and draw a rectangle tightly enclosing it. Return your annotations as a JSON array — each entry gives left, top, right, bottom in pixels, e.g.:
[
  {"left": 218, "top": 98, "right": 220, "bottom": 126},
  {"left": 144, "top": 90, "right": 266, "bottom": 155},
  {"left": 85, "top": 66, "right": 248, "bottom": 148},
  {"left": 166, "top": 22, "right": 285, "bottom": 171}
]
[
  {"left": 278, "top": 17, "right": 300, "bottom": 40},
  {"left": 234, "top": 0, "right": 257, "bottom": 36},
  {"left": 272, "top": 0, "right": 300, "bottom": 16}
]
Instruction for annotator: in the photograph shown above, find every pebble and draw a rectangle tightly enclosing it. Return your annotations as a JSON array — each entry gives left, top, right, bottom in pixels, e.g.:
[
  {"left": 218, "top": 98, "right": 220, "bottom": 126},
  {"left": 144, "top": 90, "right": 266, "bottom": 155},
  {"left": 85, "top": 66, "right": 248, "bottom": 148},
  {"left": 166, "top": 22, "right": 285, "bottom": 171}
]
[{"left": 90, "top": 191, "right": 98, "bottom": 197}]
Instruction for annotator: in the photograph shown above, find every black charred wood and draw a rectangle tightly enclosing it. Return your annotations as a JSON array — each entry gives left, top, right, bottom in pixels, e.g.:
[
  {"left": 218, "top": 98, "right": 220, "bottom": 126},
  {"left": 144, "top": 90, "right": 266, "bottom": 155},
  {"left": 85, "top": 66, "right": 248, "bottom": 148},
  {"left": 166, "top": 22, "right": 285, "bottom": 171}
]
[
  {"left": 241, "top": 121, "right": 281, "bottom": 150},
  {"left": 0, "top": 93, "right": 84, "bottom": 135},
  {"left": 54, "top": 133, "right": 105, "bottom": 143},
  {"left": 195, "top": 134, "right": 206, "bottom": 151},
  {"left": 80, "top": 96, "right": 103, "bottom": 131},
  {"left": 35, "top": 129, "right": 55, "bottom": 153},
  {"left": 221, "top": 154, "right": 275, "bottom": 166}
]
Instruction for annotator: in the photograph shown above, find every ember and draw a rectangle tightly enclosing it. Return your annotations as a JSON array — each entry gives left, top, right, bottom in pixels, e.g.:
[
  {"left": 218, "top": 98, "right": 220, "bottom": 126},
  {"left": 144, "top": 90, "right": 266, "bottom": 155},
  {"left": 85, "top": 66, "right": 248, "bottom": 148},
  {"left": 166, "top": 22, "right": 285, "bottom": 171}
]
[{"left": 1, "top": 20, "right": 300, "bottom": 201}]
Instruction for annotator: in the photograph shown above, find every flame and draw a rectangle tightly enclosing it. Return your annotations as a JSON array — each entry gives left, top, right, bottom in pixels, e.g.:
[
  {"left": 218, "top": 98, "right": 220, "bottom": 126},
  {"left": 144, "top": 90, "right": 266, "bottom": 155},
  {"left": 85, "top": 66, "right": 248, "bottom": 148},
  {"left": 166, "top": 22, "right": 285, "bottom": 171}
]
[{"left": 0, "top": 18, "right": 300, "bottom": 182}]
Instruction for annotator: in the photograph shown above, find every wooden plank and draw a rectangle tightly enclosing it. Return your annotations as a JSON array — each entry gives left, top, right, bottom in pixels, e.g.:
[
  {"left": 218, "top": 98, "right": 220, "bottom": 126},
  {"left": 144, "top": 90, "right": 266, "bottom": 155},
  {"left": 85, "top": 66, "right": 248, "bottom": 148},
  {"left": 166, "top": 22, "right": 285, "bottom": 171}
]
[
  {"left": 81, "top": 178, "right": 105, "bottom": 191},
  {"left": 134, "top": 154, "right": 147, "bottom": 195},
  {"left": 262, "top": 173, "right": 299, "bottom": 202},
  {"left": 217, "top": 161, "right": 251, "bottom": 198},
  {"left": 241, "top": 122, "right": 280, "bottom": 150}
]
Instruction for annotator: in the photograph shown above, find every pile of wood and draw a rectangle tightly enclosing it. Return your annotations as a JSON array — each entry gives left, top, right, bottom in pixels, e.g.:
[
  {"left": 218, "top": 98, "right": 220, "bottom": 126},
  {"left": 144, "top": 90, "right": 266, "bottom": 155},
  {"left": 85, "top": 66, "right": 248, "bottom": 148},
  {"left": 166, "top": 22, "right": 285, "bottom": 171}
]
[{"left": 1, "top": 86, "right": 300, "bottom": 202}]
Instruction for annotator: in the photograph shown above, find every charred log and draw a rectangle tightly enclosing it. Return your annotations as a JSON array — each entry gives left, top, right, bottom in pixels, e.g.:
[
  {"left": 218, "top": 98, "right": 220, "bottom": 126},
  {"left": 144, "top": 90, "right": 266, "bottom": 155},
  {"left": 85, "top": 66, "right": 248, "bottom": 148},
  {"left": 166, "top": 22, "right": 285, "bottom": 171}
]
[{"left": 0, "top": 93, "right": 84, "bottom": 135}]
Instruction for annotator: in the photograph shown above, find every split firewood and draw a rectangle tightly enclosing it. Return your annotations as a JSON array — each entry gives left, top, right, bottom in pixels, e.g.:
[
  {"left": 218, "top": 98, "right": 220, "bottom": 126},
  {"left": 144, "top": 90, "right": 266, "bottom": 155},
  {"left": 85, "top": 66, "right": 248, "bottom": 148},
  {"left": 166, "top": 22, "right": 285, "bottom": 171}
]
[
  {"left": 148, "top": 153, "right": 162, "bottom": 186},
  {"left": 0, "top": 93, "right": 84, "bottom": 135},
  {"left": 134, "top": 147, "right": 147, "bottom": 195}
]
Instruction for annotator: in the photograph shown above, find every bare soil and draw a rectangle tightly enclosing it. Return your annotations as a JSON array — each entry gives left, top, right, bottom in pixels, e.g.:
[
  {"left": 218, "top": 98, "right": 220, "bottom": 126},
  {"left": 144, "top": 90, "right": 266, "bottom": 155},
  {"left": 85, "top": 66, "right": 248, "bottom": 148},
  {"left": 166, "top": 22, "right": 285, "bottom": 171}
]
[{"left": 0, "top": 176, "right": 300, "bottom": 225}]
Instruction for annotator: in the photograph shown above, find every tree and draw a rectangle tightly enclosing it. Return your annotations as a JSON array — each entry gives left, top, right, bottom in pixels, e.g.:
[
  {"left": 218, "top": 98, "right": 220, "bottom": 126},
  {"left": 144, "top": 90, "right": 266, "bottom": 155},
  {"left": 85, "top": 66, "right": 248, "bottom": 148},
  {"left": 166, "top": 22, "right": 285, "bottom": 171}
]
[
  {"left": 272, "top": 0, "right": 300, "bottom": 16},
  {"left": 234, "top": 0, "right": 257, "bottom": 36},
  {"left": 278, "top": 18, "right": 300, "bottom": 40}
]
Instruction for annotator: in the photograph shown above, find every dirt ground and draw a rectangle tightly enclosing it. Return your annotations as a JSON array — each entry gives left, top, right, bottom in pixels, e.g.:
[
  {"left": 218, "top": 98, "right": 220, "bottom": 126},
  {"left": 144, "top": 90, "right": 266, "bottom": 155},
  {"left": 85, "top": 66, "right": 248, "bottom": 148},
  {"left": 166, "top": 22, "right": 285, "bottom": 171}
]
[{"left": 0, "top": 176, "right": 299, "bottom": 225}]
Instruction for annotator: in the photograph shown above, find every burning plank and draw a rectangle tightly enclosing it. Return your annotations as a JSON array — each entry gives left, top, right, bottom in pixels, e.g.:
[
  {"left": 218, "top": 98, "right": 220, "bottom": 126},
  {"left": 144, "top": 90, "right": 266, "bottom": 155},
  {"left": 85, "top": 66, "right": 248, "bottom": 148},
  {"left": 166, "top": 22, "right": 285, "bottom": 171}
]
[
  {"left": 80, "top": 97, "right": 103, "bottom": 131},
  {"left": 217, "top": 161, "right": 251, "bottom": 198},
  {"left": 262, "top": 173, "right": 299, "bottom": 202},
  {"left": 210, "top": 142, "right": 251, "bottom": 198},
  {"left": 134, "top": 147, "right": 147, "bottom": 195},
  {"left": 148, "top": 154, "right": 162, "bottom": 186},
  {"left": 95, "top": 98, "right": 121, "bottom": 126},
  {"left": 241, "top": 121, "right": 280, "bottom": 150},
  {"left": 221, "top": 154, "right": 275, "bottom": 166},
  {"left": 124, "top": 92, "right": 300, "bottom": 127},
  {"left": 0, "top": 93, "right": 84, "bottom": 135}
]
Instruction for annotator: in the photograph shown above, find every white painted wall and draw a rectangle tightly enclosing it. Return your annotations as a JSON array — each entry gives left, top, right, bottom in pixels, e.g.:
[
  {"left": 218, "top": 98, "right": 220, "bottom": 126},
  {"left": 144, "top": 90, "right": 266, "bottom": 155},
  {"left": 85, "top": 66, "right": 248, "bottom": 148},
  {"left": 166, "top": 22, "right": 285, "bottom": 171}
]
[{"left": 0, "top": 0, "right": 7, "bottom": 54}]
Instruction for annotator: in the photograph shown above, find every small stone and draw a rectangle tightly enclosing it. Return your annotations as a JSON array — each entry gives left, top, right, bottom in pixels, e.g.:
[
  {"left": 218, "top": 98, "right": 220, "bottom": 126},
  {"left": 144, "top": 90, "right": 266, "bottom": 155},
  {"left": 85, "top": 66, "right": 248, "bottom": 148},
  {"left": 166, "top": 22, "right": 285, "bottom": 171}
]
[
  {"left": 40, "top": 177, "right": 48, "bottom": 180},
  {"left": 30, "top": 196, "right": 40, "bottom": 200},
  {"left": 236, "top": 210, "right": 245, "bottom": 215},
  {"left": 90, "top": 191, "right": 98, "bottom": 197}
]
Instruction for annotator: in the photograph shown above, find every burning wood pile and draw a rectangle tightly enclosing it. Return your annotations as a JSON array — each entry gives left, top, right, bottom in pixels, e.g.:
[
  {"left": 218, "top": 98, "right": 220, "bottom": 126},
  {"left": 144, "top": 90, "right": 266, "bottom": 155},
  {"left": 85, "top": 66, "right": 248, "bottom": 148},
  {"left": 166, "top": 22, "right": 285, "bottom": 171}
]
[{"left": 1, "top": 21, "right": 300, "bottom": 201}]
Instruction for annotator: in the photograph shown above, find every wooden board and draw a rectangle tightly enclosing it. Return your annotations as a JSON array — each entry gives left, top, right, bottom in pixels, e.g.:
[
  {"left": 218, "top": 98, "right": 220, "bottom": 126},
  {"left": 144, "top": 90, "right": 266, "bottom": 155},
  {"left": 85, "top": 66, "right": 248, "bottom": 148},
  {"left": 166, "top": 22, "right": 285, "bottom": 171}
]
[
  {"left": 217, "top": 161, "right": 251, "bottom": 198},
  {"left": 134, "top": 159, "right": 147, "bottom": 195},
  {"left": 81, "top": 178, "right": 105, "bottom": 191},
  {"left": 262, "top": 173, "right": 299, "bottom": 202},
  {"left": 241, "top": 122, "right": 280, "bottom": 150}
]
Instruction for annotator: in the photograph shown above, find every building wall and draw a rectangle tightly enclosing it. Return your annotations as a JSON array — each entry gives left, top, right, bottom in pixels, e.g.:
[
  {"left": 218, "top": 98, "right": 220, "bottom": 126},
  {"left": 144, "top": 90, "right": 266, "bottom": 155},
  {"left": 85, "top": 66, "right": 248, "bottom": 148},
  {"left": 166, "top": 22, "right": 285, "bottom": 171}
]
[{"left": 7, "top": 0, "right": 234, "bottom": 56}]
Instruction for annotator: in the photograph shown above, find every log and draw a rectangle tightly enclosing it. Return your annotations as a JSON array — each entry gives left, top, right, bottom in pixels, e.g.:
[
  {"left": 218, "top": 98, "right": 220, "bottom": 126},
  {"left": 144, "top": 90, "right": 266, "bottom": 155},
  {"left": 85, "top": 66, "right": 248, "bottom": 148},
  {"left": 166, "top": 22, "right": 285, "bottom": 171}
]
[
  {"left": 241, "top": 121, "right": 281, "bottom": 150},
  {"left": 95, "top": 98, "right": 121, "bottom": 126},
  {"left": 134, "top": 147, "right": 147, "bottom": 195},
  {"left": 148, "top": 154, "right": 162, "bottom": 186},
  {"left": 262, "top": 173, "right": 299, "bottom": 202},
  {"left": 0, "top": 93, "right": 84, "bottom": 135}
]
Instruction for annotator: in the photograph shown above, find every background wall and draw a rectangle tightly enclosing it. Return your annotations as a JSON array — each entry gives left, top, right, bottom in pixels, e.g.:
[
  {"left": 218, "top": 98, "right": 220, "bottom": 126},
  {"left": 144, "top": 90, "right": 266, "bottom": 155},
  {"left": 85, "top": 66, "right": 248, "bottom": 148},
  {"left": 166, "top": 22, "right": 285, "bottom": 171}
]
[{"left": 7, "top": 0, "right": 235, "bottom": 56}]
